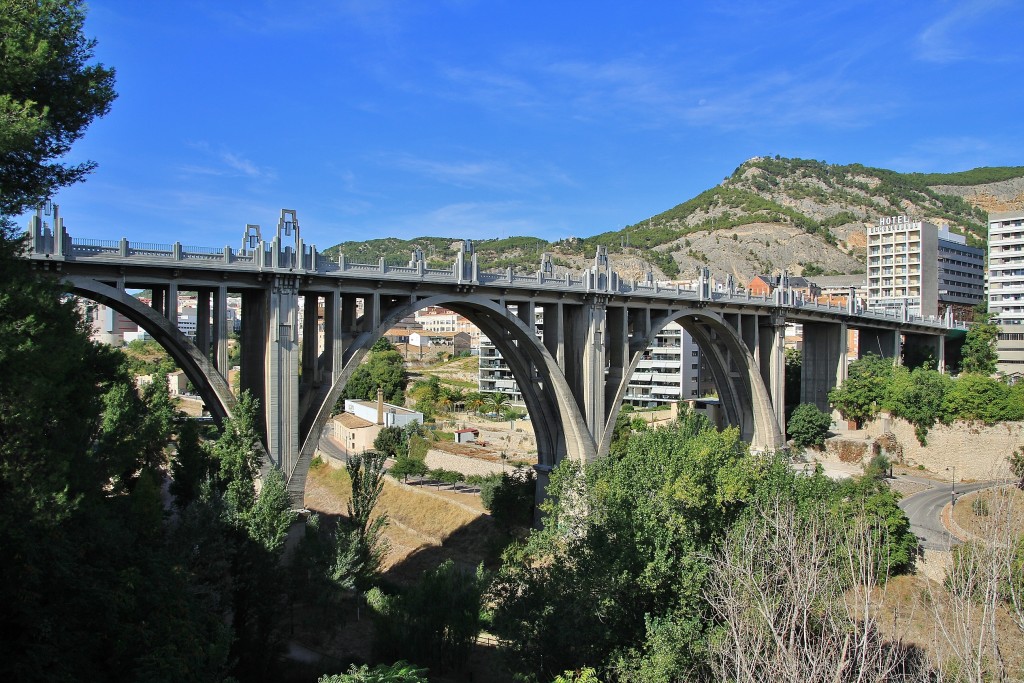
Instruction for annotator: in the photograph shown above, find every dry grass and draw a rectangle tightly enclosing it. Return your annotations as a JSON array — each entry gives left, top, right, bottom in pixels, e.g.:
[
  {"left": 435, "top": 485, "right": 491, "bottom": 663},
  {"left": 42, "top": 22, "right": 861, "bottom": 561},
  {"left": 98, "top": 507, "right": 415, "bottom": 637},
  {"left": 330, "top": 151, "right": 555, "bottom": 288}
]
[
  {"left": 303, "top": 462, "right": 500, "bottom": 584},
  {"left": 953, "top": 486, "right": 1024, "bottom": 539}
]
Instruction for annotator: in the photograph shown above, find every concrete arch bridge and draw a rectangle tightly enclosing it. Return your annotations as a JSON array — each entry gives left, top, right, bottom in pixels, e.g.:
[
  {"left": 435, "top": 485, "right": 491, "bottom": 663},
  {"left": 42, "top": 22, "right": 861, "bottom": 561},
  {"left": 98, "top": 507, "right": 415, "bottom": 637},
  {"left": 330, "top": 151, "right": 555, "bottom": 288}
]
[{"left": 24, "top": 209, "right": 954, "bottom": 503}]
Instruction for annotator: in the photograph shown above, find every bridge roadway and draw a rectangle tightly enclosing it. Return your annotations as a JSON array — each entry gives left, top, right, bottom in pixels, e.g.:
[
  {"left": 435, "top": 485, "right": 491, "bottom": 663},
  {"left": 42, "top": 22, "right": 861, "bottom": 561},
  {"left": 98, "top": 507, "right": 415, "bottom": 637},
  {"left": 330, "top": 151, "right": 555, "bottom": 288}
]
[{"left": 23, "top": 208, "right": 954, "bottom": 504}]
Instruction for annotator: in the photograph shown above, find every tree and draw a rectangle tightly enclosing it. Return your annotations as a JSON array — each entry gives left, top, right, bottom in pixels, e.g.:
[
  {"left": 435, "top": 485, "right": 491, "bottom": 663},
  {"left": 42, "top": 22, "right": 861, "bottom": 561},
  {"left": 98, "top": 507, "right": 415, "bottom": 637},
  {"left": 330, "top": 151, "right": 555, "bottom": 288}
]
[
  {"left": 960, "top": 320, "right": 999, "bottom": 375},
  {"left": 479, "top": 467, "right": 536, "bottom": 530},
  {"left": 881, "top": 366, "right": 952, "bottom": 444},
  {"left": 486, "top": 391, "right": 511, "bottom": 416},
  {"left": 786, "top": 402, "right": 831, "bottom": 450},
  {"left": 169, "top": 416, "right": 209, "bottom": 507},
  {"left": 704, "top": 497, "right": 925, "bottom": 682},
  {"left": 342, "top": 348, "right": 408, "bottom": 404},
  {"left": 335, "top": 452, "right": 390, "bottom": 589},
  {"left": 389, "top": 454, "right": 428, "bottom": 483},
  {"left": 374, "top": 425, "right": 406, "bottom": 459},
  {"left": 366, "top": 560, "right": 488, "bottom": 672},
  {"left": 211, "top": 390, "right": 263, "bottom": 518},
  {"left": 827, "top": 353, "right": 894, "bottom": 428},
  {"left": 318, "top": 661, "right": 428, "bottom": 683},
  {"left": 1008, "top": 448, "right": 1024, "bottom": 491},
  {"left": 0, "top": 0, "right": 117, "bottom": 216}
]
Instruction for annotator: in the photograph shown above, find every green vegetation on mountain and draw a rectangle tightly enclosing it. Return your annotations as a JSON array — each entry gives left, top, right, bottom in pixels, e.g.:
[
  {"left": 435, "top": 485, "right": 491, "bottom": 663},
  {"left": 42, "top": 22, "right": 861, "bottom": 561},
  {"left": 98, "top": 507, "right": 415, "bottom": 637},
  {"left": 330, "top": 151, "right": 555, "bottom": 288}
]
[{"left": 325, "top": 157, "right": 1024, "bottom": 280}]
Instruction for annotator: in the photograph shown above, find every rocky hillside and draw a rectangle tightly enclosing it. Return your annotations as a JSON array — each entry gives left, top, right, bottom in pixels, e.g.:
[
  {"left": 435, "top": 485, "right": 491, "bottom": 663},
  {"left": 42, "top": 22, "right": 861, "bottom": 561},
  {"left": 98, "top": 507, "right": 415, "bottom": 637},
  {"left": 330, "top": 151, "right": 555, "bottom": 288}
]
[{"left": 325, "top": 158, "right": 1024, "bottom": 284}]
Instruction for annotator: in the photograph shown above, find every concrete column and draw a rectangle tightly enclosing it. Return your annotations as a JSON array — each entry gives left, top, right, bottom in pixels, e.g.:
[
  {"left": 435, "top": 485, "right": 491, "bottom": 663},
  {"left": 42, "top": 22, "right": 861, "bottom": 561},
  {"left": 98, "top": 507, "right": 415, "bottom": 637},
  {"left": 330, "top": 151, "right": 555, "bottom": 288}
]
[
  {"left": 240, "top": 288, "right": 269, "bottom": 433},
  {"left": 196, "top": 288, "right": 212, "bottom": 360},
  {"left": 301, "top": 294, "right": 320, "bottom": 386},
  {"left": 166, "top": 282, "right": 179, "bottom": 330},
  {"left": 542, "top": 302, "right": 565, "bottom": 372},
  {"left": 581, "top": 298, "right": 608, "bottom": 446},
  {"left": 151, "top": 286, "right": 166, "bottom": 317},
  {"left": 213, "top": 285, "right": 229, "bottom": 374},
  {"left": 324, "top": 291, "right": 345, "bottom": 382},
  {"left": 770, "top": 317, "right": 782, "bottom": 432},
  {"left": 264, "top": 275, "right": 301, "bottom": 475},
  {"left": 801, "top": 322, "right": 845, "bottom": 413}
]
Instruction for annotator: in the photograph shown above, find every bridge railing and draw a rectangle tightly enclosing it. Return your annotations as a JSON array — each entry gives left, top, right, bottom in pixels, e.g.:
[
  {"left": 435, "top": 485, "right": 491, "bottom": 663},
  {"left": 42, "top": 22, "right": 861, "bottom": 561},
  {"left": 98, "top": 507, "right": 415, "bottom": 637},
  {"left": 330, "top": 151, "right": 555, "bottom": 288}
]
[{"left": 28, "top": 224, "right": 954, "bottom": 330}]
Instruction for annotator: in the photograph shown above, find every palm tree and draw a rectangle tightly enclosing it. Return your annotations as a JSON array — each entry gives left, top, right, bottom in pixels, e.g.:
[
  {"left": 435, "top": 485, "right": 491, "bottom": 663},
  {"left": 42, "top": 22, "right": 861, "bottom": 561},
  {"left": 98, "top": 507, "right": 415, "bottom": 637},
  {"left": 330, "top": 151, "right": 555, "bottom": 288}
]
[
  {"left": 486, "top": 392, "right": 511, "bottom": 417},
  {"left": 444, "top": 387, "right": 466, "bottom": 414},
  {"left": 464, "top": 392, "right": 486, "bottom": 416}
]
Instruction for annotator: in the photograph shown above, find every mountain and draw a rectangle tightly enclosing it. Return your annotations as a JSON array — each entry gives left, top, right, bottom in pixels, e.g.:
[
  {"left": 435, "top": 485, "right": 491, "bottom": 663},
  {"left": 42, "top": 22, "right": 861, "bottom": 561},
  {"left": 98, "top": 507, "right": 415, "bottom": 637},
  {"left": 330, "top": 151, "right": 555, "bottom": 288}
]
[{"left": 323, "top": 158, "right": 1024, "bottom": 285}]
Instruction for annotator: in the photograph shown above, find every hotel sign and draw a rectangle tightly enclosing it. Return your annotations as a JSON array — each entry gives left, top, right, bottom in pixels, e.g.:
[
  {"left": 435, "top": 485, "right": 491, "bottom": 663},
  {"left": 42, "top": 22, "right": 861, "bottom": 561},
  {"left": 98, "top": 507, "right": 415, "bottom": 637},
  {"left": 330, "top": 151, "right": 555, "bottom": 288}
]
[{"left": 869, "top": 214, "right": 918, "bottom": 235}]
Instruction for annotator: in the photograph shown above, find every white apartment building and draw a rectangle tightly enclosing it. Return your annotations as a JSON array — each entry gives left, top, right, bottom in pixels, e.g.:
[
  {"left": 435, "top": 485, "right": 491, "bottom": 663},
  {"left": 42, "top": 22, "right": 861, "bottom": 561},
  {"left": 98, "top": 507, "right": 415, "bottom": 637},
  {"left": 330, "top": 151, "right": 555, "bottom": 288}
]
[
  {"left": 867, "top": 215, "right": 984, "bottom": 319},
  {"left": 478, "top": 312, "right": 703, "bottom": 408},
  {"left": 988, "top": 210, "right": 1024, "bottom": 376},
  {"left": 415, "top": 306, "right": 481, "bottom": 349},
  {"left": 623, "top": 321, "right": 702, "bottom": 405}
]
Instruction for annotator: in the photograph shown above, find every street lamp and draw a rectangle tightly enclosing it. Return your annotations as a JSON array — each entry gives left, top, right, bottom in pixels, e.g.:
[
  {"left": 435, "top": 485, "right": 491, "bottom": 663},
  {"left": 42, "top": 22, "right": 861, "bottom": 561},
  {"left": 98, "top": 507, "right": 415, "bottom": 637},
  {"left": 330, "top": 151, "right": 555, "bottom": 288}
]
[{"left": 946, "top": 466, "right": 956, "bottom": 506}]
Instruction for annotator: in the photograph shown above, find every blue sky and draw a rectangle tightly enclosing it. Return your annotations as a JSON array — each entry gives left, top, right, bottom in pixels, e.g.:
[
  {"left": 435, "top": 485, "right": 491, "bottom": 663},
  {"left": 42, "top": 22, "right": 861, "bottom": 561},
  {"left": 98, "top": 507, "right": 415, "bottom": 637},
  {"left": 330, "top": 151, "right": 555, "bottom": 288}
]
[{"left": 37, "top": 0, "right": 1024, "bottom": 251}]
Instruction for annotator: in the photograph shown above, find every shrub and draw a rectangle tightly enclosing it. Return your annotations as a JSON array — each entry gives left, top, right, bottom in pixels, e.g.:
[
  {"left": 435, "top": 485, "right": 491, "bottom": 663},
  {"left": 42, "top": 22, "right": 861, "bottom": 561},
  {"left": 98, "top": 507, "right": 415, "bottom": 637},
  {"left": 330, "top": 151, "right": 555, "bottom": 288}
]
[
  {"left": 787, "top": 403, "right": 832, "bottom": 450},
  {"left": 479, "top": 467, "right": 536, "bottom": 530}
]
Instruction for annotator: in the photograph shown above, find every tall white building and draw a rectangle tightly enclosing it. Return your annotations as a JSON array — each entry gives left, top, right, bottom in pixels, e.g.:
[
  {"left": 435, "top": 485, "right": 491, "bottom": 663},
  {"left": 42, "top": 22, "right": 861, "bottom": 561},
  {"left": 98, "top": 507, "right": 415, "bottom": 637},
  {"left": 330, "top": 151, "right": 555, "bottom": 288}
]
[
  {"left": 867, "top": 215, "right": 984, "bottom": 319},
  {"left": 988, "top": 210, "right": 1024, "bottom": 377}
]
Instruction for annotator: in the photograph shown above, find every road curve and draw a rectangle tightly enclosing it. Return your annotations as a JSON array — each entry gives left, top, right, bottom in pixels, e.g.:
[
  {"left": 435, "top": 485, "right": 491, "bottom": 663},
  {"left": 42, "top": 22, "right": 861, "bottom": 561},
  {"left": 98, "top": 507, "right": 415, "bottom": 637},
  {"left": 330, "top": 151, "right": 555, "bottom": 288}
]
[{"left": 898, "top": 480, "right": 998, "bottom": 550}]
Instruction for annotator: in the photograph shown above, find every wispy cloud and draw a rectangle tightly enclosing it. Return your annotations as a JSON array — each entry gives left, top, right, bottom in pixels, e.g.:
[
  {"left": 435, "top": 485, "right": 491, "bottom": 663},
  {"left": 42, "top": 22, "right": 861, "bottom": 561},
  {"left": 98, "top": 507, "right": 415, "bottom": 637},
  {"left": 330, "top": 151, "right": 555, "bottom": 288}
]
[
  {"left": 435, "top": 49, "right": 887, "bottom": 133},
  {"left": 180, "top": 143, "right": 276, "bottom": 181},
  {"left": 382, "top": 153, "right": 573, "bottom": 191},
  {"left": 916, "top": 0, "right": 1011, "bottom": 63}
]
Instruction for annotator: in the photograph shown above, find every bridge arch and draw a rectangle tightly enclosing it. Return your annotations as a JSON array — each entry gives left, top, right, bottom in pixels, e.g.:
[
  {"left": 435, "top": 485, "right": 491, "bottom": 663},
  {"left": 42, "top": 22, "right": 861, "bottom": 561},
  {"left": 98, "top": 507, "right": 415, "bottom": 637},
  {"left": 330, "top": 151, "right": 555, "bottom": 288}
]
[
  {"left": 295, "top": 294, "right": 597, "bottom": 498},
  {"left": 598, "top": 307, "right": 784, "bottom": 456},
  {"left": 67, "top": 276, "right": 237, "bottom": 425}
]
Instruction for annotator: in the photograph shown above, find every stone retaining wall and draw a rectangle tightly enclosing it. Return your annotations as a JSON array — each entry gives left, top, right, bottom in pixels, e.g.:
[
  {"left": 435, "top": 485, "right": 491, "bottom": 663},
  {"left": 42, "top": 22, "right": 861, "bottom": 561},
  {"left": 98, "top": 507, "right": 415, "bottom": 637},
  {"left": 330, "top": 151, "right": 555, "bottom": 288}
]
[{"left": 863, "top": 416, "right": 1020, "bottom": 482}]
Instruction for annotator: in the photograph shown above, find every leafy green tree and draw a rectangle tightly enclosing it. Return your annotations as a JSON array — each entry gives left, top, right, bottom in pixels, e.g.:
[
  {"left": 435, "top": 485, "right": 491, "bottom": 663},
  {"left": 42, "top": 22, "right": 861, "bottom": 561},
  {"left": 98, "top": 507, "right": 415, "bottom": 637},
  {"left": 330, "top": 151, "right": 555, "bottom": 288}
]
[
  {"left": 371, "top": 336, "right": 397, "bottom": 353},
  {"left": 337, "top": 452, "right": 390, "bottom": 589},
  {"left": 882, "top": 366, "right": 952, "bottom": 444},
  {"left": 169, "top": 417, "right": 209, "bottom": 507},
  {"left": 389, "top": 454, "right": 429, "bottom": 483},
  {"left": 318, "top": 661, "right": 428, "bottom": 683},
  {"left": 960, "top": 320, "right": 999, "bottom": 375},
  {"left": 245, "top": 467, "right": 295, "bottom": 554},
  {"left": 374, "top": 425, "right": 406, "bottom": 458},
  {"left": 489, "top": 414, "right": 755, "bottom": 680},
  {"left": 786, "top": 402, "right": 832, "bottom": 449},
  {"left": 479, "top": 467, "right": 536, "bottom": 530},
  {"left": 342, "top": 348, "right": 408, "bottom": 404},
  {"left": 0, "top": 0, "right": 117, "bottom": 216},
  {"left": 367, "top": 560, "right": 488, "bottom": 672},
  {"left": 210, "top": 390, "right": 263, "bottom": 513},
  {"left": 940, "top": 373, "right": 1023, "bottom": 423},
  {"left": 828, "top": 353, "right": 894, "bottom": 428}
]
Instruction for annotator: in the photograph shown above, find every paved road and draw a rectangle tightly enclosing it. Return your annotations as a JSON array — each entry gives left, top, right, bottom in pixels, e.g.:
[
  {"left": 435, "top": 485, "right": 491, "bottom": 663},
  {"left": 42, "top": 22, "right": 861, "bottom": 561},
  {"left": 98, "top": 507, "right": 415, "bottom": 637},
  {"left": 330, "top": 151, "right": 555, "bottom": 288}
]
[{"left": 898, "top": 479, "right": 997, "bottom": 550}]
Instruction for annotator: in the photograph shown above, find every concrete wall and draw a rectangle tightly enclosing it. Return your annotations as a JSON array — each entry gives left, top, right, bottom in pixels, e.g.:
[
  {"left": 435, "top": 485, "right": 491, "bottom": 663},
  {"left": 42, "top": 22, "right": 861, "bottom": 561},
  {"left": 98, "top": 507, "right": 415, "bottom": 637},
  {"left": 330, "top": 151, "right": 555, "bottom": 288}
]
[{"left": 863, "top": 415, "right": 1021, "bottom": 481}]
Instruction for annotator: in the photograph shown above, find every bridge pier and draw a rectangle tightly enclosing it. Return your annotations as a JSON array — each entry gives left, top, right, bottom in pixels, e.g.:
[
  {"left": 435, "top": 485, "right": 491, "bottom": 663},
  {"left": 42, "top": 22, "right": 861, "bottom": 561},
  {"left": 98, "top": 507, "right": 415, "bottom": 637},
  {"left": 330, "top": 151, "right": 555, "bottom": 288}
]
[
  {"left": 859, "top": 328, "right": 901, "bottom": 361},
  {"left": 801, "top": 321, "right": 847, "bottom": 413},
  {"left": 758, "top": 313, "right": 786, "bottom": 436}
]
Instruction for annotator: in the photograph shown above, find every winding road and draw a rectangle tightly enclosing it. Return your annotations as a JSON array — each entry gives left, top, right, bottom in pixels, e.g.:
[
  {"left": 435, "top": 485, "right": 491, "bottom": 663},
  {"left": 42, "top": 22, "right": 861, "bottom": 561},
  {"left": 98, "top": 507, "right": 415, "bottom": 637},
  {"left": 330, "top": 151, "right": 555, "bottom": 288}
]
[{"left": 898, "top": 477, "right": 999, "bottom": 550}]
